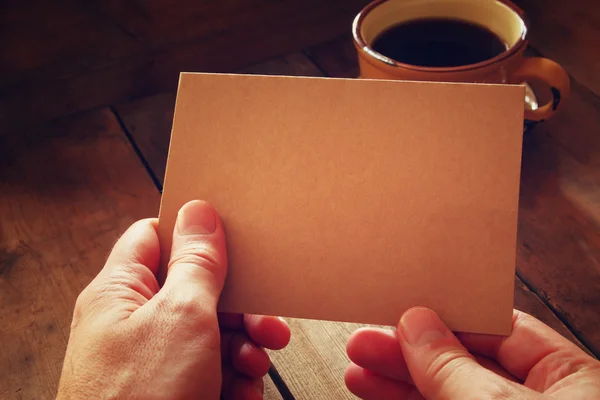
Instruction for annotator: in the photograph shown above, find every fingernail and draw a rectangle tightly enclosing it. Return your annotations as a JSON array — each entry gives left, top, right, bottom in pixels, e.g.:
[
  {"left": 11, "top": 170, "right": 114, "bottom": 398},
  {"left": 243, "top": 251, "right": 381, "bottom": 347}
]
[
  {"left": 176, "top": 200, "right": 216, "bottom": 235},
  {"left": 253, "top": 378, "right": 264, "bottom": 393},
  {"left": 251, "top": 378, "right": 264, "bottom": 399},
  {"left": 251, "top": 386, "right": 263, "bottom": 400},
  {"left": 399, "top": 307, "right": 448, "bottom": 346}
]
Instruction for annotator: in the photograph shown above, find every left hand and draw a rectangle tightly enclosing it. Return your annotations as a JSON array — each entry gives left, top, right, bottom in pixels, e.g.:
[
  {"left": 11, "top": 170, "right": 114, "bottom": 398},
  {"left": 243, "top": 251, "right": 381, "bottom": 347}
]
[{"left": 57, "top": 200, "right": 291, "bottom": 400}]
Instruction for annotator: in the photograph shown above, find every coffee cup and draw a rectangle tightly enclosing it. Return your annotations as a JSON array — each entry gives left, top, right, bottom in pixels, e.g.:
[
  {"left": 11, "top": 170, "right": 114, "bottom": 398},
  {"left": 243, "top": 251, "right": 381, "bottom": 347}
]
[{"left": 352, "top": 0, "right": 570, "bottom": 123}]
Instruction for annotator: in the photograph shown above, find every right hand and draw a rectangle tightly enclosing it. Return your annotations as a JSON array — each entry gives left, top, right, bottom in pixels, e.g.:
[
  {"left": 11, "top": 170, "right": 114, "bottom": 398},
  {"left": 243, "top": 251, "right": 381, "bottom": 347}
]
[{"left": 345, "top": 307, "right": 600, "bottom": 399}]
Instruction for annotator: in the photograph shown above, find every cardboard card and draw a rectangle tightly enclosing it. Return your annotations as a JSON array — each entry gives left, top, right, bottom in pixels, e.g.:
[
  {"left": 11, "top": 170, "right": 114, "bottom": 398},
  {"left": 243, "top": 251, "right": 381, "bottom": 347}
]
[{"left": 158, "top": 73, "right": 524, "bottom": 335}]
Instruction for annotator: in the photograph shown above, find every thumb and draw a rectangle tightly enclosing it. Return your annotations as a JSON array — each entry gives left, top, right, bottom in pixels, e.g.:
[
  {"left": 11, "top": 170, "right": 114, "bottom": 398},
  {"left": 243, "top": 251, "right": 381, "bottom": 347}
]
[
  {"left": 397, "top": 307, "right": 528, "bottom": 400},
  {"left": 160, "top": 200, "right": 228, "bottom": 315}
]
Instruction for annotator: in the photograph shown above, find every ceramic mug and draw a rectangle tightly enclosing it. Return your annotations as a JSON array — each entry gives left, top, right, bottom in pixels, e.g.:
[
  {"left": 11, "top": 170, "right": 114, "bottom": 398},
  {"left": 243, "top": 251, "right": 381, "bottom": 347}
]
[{"left": 352, "top": 0, "right": 570, "bottom": 123}]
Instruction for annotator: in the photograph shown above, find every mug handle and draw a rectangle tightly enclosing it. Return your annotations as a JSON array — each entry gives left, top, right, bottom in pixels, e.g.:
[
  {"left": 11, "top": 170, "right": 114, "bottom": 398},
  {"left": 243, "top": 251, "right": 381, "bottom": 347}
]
[{"left": 511, "top": 57, "right": 570, "bottom": 122}]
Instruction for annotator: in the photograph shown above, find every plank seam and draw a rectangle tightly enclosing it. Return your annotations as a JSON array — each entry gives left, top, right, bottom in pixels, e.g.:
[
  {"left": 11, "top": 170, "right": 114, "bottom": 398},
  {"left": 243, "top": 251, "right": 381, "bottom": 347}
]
[
  {"left": 302, "top": 49, "right": 331, "bottom": 78},
  {"left": 516, "top": 270, "right": 599, "bottom": 359},
  {"left": 110, "top": 106, "right": 163, "bottom": 192},
  {"left": 268, "top": 364, "right": 296, "bottom": 400}
]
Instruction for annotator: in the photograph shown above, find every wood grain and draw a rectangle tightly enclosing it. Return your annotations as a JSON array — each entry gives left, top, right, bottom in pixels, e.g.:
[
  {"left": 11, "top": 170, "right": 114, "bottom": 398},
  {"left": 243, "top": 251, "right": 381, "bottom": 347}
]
[
  {"left": 0, "top": 0, "right": 143, "bottom": 86},
  {"left": 305, "top": 38, "right": 359, "bottom": 79},
  {"left": 271, "top": 319, "right": 364, "bottom": 400},
  {"left": 514, "top": 1, "right": 600, "bottom": 357},
  {"left": 264, "top": 376, "right": 285, "bottom": 400},
  {"left": 0, "top": 109, "right": 160, "bottom": 399},
  {"left": 0, "top": 109, "right": 283, "bottom": 399},
  {"left": 114, "top": 93, "right": 177, "bottom": 186},
  {"left": 2, "top": 1, "right": 598, "bottom": 398},
  {"left": 512, "top": 0, "right": 600, "bottom": 97},
  {"left": 1, "top": 0, "right": 371, "bottom": 133},
  {"left": 517, "top": 121, "right": 600, "bottom": 356},
  {"left": 513, "top": 277, "right": 587, "bottom": 353}
]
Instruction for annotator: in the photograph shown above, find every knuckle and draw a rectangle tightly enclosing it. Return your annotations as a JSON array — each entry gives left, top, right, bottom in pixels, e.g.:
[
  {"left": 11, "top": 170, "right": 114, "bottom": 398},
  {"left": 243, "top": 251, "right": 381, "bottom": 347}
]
[
  {"left": 73, "top": 288, "right": 88, "bottom": 311},
  {"left": 160, "top": 289, "right": 216, "bottom": 324},
  {"left": 155, "top": 291, "right": 221, "bottom": 351},
  {"left": 71, "top": 282, "right": 114, "bottom": 328},
  {"left": 169, "top": 244, "right": 222, "bottom": 276},
  {"left": 171, "top": 293, "right": 207, "bottom": 317},
  {"left": 130, "top": 263, "right": 159, "bottom": 293},
  {"left": 71, "top": 289, "right": 89, "bottom": 328},
  {"left": 71, "top": 278, "right": 123, "bottom": 326},
  {"left": 425, "top": 350, "right": 520, "bottom": 400},
  {"left": 106, "top": 264, "right": 139, "bottom": 288},
  {"left": 425, "top": 348, "right": 475, "bottom": 387},
  {"left": 197, "top": 322, "right": 221, "bottom": 352},
  {"left": 108, "top": 262, "right": 158, "bottom": 295},
  {"left": 487, "top": 381, "right": 519, "bottom": 400},
  {"left": 538, "top": 349, "right": 595, "bottom": 381}
]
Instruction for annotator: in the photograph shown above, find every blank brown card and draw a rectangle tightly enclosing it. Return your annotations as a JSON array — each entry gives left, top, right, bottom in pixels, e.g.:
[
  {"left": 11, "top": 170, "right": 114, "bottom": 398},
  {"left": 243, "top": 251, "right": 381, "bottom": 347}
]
[{"left": 158, "top": 73, "right": 524, "bottom": 335}]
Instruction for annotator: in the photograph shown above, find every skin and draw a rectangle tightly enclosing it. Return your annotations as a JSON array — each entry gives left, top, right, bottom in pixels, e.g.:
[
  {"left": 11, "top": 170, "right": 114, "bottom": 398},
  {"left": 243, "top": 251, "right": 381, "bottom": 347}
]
[
  {"left": 345, "top": 307, "right": 600, "bottom": 399},
  {"left": 57, "top": 200, "right": 291, "bottom": 400},
  {"left": 58, "top": 200, "right": 600, "bottom": 399}
]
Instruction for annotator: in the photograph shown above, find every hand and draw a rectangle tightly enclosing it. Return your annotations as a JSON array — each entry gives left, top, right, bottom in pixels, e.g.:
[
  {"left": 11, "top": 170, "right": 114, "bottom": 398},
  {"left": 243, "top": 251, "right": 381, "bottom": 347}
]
[
  {"left": 345, "top": 307, "right": 600, "bottom": 399},
  {"left": 57, "top": 200, "right": 291, "bottom": 400}
]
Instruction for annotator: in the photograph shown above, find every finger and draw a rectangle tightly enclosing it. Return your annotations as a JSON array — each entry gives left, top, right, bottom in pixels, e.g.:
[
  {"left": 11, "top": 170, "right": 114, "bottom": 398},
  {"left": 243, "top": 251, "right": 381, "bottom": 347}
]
[
  {"left": 221, "top": 365, "right": 265, "bottom": 396},
  {"left": 230, "top": 333, "right": 272, "bottom": 378},
  {"left": 219, "top": 322, "right": 288, "bottom": 360},
  {"left": 219, "top": 314, "right": 291, "bottom": 350},
  {"left": 456, "top": 309, "right": 596, "bottom": 389},
  {"left": 161, "top": 200, "right": 227, "bottom": 313},
  {"left": 222, "top": 364, "right": 235, "bottom": 390},
  {"left": 222, "top": 376, "right": 263, "bottom": 400},
  {"left": 347, "top": 327, "right": 412, "bottom": 383},
  {"left": 147, "top": 201, "right": 225, "bottom": 400},
  {"left": 221, "top": 331, "right": 236, "bottom": 360},
  {"left": 473, "top": 354, "right": 521, "bottom": 382},
  {"left": 397, "top": 307, "right": 533, "bottom": 399},
  {"left": 244, "top": 315, "right": 291, "bottom": 350},
  {"left": 97, "top": 218, "right": 161, "bottom": 298},
  {"left": 221, "top": 367, "right": 264, "bottom": 399},
  {"left": 219, "top": 312, "right": 244, "bottom": 329},
  {"left": 344, "top": 363, "right": 422, "bottom": 400}
]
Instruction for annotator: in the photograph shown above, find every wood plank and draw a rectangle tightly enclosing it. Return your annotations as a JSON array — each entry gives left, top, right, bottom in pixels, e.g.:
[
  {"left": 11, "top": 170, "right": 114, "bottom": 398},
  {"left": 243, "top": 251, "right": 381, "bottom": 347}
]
[
  {"left": 0, "top": 0, "right": 144, "bottom": 86},
  {"left": 117, "top": 50, "right": 593, "bottom": 400},
  {"left": 271, "top": 319, "right": 364, "bottom": 400},
  {"left": 264, "top": 376, "right": 285, "bottom": 400},
  {"left": 512, "top": 0, "right": 600, "bottom": 97},
  {"left": 0, "top": 109, "right": 159, "bottom": 399},
  {"left": 114, "top": 93, "right": 177, "bottom": 186},
  {"left": 0, "top": 109, "right": 283, "bottom": 399},
  {"left": 1, "top": 0, "right": 370, "bottom": 133},
  {"left": 513, "top": 277, "right": 587, "bottom": 353},
  {"left": 517, "top": 126, "right": 600, "bottom": 357},
  {"left": 305, "top": 37, "right": 359, "bottom": 79},
  {"left": 533, "top": 77, "right": 600, "bottom": 174},
  {"left": 95, "top": 0, "right": 364, "bottom": 49}
]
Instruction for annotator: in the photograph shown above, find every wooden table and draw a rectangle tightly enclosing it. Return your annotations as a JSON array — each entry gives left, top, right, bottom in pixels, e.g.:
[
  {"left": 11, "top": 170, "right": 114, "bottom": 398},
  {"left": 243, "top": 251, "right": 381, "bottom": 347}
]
[{"left": 1, "top": 1, "right": 599, "bottom": 399}]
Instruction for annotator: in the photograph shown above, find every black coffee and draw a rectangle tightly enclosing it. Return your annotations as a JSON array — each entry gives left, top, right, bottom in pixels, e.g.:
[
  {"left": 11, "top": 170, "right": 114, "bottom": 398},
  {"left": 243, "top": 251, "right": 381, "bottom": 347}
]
[{"left": 371, "top": 18, "right": 507, "bottom": 67}]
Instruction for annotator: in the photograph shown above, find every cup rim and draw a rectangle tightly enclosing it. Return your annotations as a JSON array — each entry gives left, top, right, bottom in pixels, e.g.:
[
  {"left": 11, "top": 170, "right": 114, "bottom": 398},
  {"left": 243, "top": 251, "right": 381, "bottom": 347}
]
[{"left": 352, "top": 0, "right": 528, "bottom": 73}]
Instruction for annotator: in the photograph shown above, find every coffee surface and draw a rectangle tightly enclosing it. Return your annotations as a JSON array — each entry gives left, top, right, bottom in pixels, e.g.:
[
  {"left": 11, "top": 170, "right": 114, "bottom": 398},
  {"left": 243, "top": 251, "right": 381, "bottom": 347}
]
[{"left": 371, "top": 18, "right": 507, "bottom": 67}]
